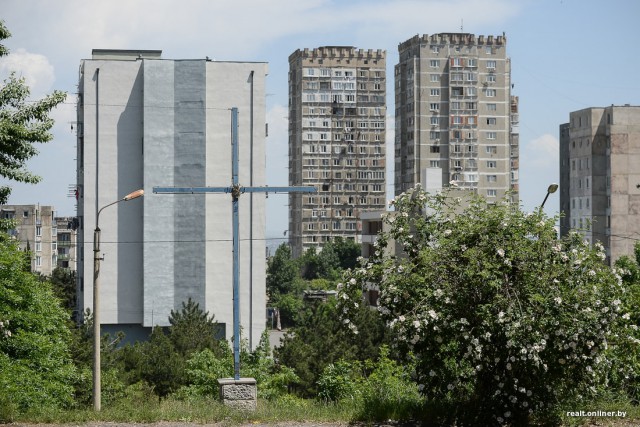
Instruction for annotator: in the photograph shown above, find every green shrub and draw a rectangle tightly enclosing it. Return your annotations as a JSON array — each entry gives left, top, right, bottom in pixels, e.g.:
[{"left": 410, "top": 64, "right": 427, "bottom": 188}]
[
  {"left": 317, "top": 359, "right": 363, "bottom": 402},
  {"left": 359, "top": 346, "right": 422, "bottom": 420},
  {"left": 339, "top": 187, "right": 632, "bottom": 425}
]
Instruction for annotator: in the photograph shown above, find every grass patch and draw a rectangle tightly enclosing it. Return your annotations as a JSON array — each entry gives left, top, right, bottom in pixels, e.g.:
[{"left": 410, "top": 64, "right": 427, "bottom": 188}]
[
  {"left": 14, "top": 396, "right": 358, "bottom": 425},
  {"left": 10, "top": 394, "right": 639, "bottom": 426}
]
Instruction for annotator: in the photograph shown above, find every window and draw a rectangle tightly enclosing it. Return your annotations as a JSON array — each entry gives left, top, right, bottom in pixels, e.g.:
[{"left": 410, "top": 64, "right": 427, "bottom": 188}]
[
  {"left": 487, "top": 175, "right": 497, "bottom": 182},
  {"left": 430, "top": 103, "right": 439, "bottom": 111},
  {"left": 487, "top": 117, "right": 496, "bottom": 125},
  {"left": 452, "top": 116, "right": 463, "bottom": 125},
  {"left": 36, "top": 226, "right": 42, "bottom": 236},
  {"left": 466, "top": 87, "right": 477, "bottom": 96},
  {"left": 430, "top": 146, "right": 440, "bottom": 153},
  {"left": 487, "top": 74, "right": 496, "bottom": 83},
  {"left": 487, "top": 189, "right": 497, "bottom": 197},
  {"left": 430, "top": 88, "right": 440, "bottom": 96},
  {"left": 486, "top": 89, "right": 496, "bottom": 97},
  {"left": 430, "top": 59, "right": 440, "bottom": 67},
  {"left": 487, "top": 103, "right": 497, "bottom": 111},
  {"left": 486, "top": 145, "right": 497, "bottom": 154},
  {"left": 431, "top": 45, "right": 439, "bottom": 53},
  {"left": 487, "top": 161, "right": 497, "bottom": 168},
  {"left": 487, "top": 132, "right": 497, "bottom": 140},
  {"left": 467, "top": 58, "right": 477, "bottom": 67},
  {"left": 35, "top": 256, "right": 41, "bottom": 267},
  {"left": 430, "top": 160, "right": 440, "bottom": 167},
  {"left": 487, "top": 60, "right": 496, "bottom": 69},
  {"left": 430, "top": 74, "right": 440, "bottom": 82},
  {"left": 430, "top": 117, "right": 439, "bottom": 125},
  {"left": 430, "top": 131, "right": 440, "bottom": 140},
  {"left": 35, "top": 241, "right": 42, "bottom": 252}
]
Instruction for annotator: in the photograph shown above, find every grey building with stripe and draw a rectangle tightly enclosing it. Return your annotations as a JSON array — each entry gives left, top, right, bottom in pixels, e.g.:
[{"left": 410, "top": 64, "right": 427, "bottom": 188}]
[{"left": 76, "top": 50, "right": 267, "bottom": 346}]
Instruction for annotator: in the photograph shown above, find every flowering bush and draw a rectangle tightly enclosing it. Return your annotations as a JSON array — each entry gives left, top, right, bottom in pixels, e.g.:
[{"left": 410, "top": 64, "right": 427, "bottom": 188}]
[{"left": 338, "top": 187, "right": 631, "bottom": 425}]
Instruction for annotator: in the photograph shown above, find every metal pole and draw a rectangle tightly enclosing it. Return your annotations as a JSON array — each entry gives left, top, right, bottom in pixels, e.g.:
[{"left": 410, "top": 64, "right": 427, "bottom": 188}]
[
  {"left": 248, "top": 70, "right": 254, "bottom": 350},
  {"left": 93, "top": 66, "right": 100, "bottom": 412},
  {"left": 92, "top": 226, "right": 101, "bottom": 411},
  {"left": 231, "top": 107, "right": 241, "bottom": 380}
]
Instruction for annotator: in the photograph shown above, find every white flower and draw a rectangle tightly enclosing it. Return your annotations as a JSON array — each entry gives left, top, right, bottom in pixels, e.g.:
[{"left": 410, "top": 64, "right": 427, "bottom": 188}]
[
  {"left": 497, "top": 248, "right": 505, "bottom": 257},
  {"left": 413, "top": 320, "right": 421, "bottom": 329},
  {"left": 622, "top": 313, "right": 631, "bottom": 320},
  {"left": 428, "top": 309, "right": 438, "bottom": 319},
  {"left": 429, "top": 370, "right": 436, "bottom": 377},
  {"left": 447, "top": 383, "right": 454, "bottom": 390},
  {"left": 444, "top": 229, "right": 452, "bottom": 236},
  {"left": 349, "top": 278, "right": 356, "bottom": 285},
  {"left": 398, "top": 315, "right": 406, "bottom": 322},
  {"left": 588, "top": 270, "right": 596, "bottom": 276},
  {"left": 504, "top": 411, "right": 511, "bottom": 418},
  {"left": 554, "top": 296, "right": 562, "bottom": 305}
]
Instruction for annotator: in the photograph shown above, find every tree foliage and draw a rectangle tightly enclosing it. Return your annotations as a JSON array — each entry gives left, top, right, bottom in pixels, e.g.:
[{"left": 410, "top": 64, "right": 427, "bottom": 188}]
[
  {"left": 168, "top": 298, "right": 224, "bottom": 357},
  {"left": 275, "top": 298, "right": 389, "bottom": 397},
  {"left": 338, "top": 187, "right": 634, "bottom": 425},
  {"left": 0, "top": 233, "right": 76, "bottom": 414},
  {"left": 0, "top": 21, "right": 66, "bottom": 204}
]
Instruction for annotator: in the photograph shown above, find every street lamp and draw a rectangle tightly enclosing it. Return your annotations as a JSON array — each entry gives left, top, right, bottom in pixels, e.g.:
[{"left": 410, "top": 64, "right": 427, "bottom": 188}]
[
  {"left": 540, "top": 183, "right": 558, "bottom": 209},
  {"left": 93, "top": 189, "right": 143, "bottom": 411}
]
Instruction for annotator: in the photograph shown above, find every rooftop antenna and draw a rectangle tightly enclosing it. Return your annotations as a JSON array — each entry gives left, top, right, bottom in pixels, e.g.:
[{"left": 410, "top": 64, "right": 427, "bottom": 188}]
[{"left": 461, "top": 19, "right": 463, "bottom": 32}]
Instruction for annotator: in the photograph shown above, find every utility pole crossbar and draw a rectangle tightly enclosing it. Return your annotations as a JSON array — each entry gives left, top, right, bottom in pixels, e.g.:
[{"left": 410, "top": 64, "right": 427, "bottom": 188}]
[{"left": 153, "top": 107, "right": 315, "bottom": 380}]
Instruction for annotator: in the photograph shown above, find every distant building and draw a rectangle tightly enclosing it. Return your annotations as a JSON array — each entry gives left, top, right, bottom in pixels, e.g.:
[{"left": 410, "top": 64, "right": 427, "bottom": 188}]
[
  {"left": 0, "top": 204, "right": 57, "bottom": 275},
  {"left": 55, "top": 217, "right": 77, "bottom": 271},
  {"left": 288, "top": 46, "right": 387, "bottom": 258},
  {"left": 559, "top": 105, "right": 640, "bottom": 264},
  {"left": 394, "top": 33, "right": 519, "bottom": 202},
  {"left": 76, "top": 49, "right": 268, "bottom": 346}
]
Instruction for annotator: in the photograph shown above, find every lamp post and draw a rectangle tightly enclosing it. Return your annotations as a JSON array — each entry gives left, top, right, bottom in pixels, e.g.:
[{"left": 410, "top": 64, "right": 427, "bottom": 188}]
[
  {"left": 540, "top": 183, "right": 558, "bottom": 209},
  {"left": 93, "top": 189, "right": 143, "bottom": 411}
]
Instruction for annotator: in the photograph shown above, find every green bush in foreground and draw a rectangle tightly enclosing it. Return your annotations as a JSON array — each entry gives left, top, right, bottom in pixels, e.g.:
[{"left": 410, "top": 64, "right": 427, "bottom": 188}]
[
  {"left": 339, "top": 187, "right": 635, "bottom": 426},
  {"left": 0, "top": 233, "right": 76, "bottom": 418}
]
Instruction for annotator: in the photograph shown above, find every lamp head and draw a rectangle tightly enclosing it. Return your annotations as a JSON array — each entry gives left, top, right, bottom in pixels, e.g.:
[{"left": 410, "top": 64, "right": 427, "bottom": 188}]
[
  {"left": 547, "top": 183, "right": 558, "bottom": 194},
  {"left": 123, "top": 189, "right": 144, "bottom": 201}
]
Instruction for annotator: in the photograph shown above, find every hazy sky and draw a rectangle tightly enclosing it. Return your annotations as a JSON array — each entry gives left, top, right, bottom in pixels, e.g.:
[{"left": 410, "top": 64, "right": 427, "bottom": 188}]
[{"left": 1, "top": 0, "right": 638, "bottom": 240}]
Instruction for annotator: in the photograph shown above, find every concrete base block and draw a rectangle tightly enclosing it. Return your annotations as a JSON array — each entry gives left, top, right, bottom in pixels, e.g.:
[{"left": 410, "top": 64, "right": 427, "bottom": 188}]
[{"left": 218, "top": 377, "right": 257, "bottom": 411}]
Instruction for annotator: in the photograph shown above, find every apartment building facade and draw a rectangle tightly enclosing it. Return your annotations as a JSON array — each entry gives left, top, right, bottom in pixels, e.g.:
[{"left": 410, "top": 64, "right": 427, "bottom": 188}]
[
  {"left": 55, "top": 216, "right": 77, "bottom": 271},
  {"left": 77, "top": 50, "right": 268, "bottom": 345},
  {"left": 394, "top": 33, "right": 519, "bottom": 201},
  {"left": 288, "top": 46, "right": 387, "bottom": 257},
  {"left": 559, "top": 105, "right": 640, "bottom": 264},
  {"left": 0, "top": 204, "right": 57, "bottom": 274}
]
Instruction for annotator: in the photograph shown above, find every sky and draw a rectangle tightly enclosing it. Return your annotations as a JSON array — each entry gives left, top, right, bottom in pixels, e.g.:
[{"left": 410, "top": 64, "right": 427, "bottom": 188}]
[{"left": 1, "top": 0, "right": 639, "bottom": 241}]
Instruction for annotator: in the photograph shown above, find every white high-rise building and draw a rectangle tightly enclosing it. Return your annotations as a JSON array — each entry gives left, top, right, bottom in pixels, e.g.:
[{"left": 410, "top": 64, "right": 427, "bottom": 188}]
[{"left": 77, "top": 49, "right": 268, "bottom": 346}]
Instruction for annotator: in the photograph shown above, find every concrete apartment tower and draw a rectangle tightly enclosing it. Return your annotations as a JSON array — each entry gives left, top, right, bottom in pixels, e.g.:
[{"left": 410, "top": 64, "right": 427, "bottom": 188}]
[
  {"left": 77, "top": 50, "right": 268, "bottom": 346},
  {"left": 288, "top": 46, "right": 387, "bottom": 258},
  {"left": 0, "top": 204, "right": 57, "bottom": 274},
  {"left": 559, "top": 105, "right": 640, "bottom": 264},
  {"left": 395, "top": 33, "right": 519, "bottom": 201}
]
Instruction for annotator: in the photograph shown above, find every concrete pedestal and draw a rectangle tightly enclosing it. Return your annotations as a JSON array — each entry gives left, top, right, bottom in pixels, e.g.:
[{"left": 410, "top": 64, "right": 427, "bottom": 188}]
[{"left": 218, "top": 377, "right": 257, "bottom": 410}]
